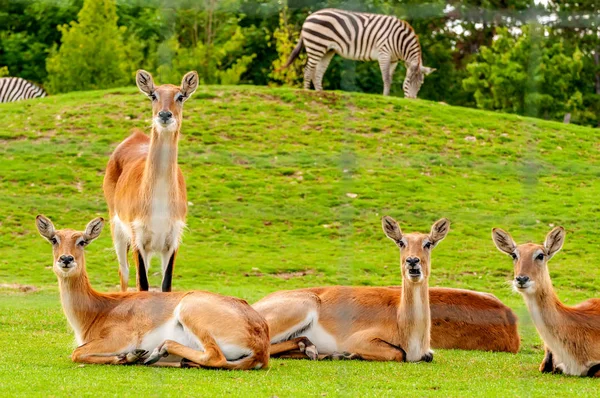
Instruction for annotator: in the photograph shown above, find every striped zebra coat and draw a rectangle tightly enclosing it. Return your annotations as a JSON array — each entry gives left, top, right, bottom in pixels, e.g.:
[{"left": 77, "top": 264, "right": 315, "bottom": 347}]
[
  {"left": 282, "top": 9, "right": 435, "bottom": 98},
  {"left": 0, "top": 77, "right": 47, "bottom": 103}
]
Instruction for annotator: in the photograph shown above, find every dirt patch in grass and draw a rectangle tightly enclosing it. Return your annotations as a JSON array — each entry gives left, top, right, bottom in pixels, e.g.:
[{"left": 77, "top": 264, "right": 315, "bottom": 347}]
[{"left": 0, "top": 283, "right": 38, "bottom": 292}]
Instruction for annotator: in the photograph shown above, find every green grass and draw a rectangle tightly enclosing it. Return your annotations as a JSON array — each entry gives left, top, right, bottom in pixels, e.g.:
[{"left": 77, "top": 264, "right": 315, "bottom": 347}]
[{"left": 1, "top": 85, "right": 600, "bottom": 396}]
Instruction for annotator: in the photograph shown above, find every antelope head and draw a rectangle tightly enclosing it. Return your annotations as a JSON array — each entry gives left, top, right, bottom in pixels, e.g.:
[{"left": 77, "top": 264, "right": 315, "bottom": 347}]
[
  {"left": 36, "top": 215, "right": 104, "bottom": 279},
  {"left": 136, "top": 70, "right": 199, "bottom": 134},
  {"left": 492, "top": 226, "right": 565, "bottom": 295},
  {"left": 382, "top": 216, "right": 450, "bottom": 283}
]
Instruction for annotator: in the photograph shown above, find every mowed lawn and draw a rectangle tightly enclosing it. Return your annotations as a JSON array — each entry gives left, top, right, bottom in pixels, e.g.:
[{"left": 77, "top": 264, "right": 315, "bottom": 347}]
[{"left": 1, "top": 86, "right": 600, "bottom": 396}]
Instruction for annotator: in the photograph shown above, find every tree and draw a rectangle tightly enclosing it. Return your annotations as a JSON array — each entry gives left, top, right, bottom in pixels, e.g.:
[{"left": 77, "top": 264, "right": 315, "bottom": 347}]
[
  {"left": 463, "top": 26, "right": 584, "bottom": 122},
  {"left": 46, "top": 0, "right": 140, "bottom": 93}
]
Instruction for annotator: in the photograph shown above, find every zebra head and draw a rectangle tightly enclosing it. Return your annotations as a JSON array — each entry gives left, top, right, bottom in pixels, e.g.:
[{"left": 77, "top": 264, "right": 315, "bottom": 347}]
[{"left": 403, "top": 64, "right": 436, "bottom": 99}]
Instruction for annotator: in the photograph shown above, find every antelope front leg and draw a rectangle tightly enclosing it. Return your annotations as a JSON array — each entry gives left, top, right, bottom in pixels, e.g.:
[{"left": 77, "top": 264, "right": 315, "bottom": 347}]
[
  {"left": 72, "top": 340, "right": 148, "bottom": 365},
  {"left": 325, "top": 336, "right": 407, "bottom": 362},
  {"left": 539, "top": 346, "right": 555, "bottom": 373},
  {"left": 160, "top": 249, "right": 177, "bottom": 292},
  {"left": 133, "top": 248, "right": 150, "bottom": 291}
]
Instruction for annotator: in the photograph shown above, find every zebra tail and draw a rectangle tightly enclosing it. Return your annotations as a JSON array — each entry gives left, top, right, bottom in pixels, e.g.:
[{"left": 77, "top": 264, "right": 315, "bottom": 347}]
[{"left": 277, "top": 38, "right": 304, "bottom": 72}]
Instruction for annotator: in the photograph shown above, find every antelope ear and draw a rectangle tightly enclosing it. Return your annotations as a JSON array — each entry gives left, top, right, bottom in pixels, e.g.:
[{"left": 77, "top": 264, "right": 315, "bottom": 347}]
[
  {"left": 36, "top": 215, "right": 56, "bottom": 241},
  {"left": 180, "top": 71, "right": 199, "bottom": 101},
  {"left": 544, "top": 226, "right": 565, "bottom": 259},
  {"left": 420, "top": 66, "right": 436, "bottom": 75},
  {"left": 429, "top": 218, "right": 450, "bottom": 246},
  {"left": 492, "top": 228, "right": 517, "bottom": 255},
  {"left": 83, "top": 217, "right": 104, "bottom": 242},
  {"left": 382, "top": 216, "right": 403, "bottom": 243},
  {"left": 136, "top": 69, "right": 155, "bottom": 97}
]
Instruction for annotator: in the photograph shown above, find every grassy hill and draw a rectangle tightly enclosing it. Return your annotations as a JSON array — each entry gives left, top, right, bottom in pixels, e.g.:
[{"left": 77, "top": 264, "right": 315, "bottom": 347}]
[{"left": 1, "top": 86, "right": 599, "bottom": 396}]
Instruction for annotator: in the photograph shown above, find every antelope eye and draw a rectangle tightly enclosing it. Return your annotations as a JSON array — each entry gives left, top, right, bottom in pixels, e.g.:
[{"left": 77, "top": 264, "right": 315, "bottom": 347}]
[
  {"left": 397, "top": 240, "right": 405, "bottom": 248},
  {"left": 510, "top": 253, "right": 517, "bottom": 260},
  {"left": 176, "top": 93, "right": 184, "bottom": 102},
  {"left": 424, "top": 242, "right": 432, "bottom": 249},
  {"left": 536, "top": 253, "right": 544, "bottom": 261},
  {"left": 150, "top": 93, "right": 157, "bottom": 101},
  {"left": 50, "top": 237, "right": 58, "bottom": 245},
  {"left": 78, "top": 240, "right": 87, "bottom": 247}
]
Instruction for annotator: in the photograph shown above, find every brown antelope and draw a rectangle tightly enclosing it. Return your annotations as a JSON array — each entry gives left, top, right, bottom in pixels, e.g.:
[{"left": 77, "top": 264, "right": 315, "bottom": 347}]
[
  {"left": 492, "top": 226, "right": 600, "bottom": 377},
  {"left": 253, "top": 216, "right": 450, "bottom": 362},
  {"left": 35, "top": 215, "right": 269, "bottom": 369},
  {"left": 103, "top": 70, "right": 197, "bottom": 292}
]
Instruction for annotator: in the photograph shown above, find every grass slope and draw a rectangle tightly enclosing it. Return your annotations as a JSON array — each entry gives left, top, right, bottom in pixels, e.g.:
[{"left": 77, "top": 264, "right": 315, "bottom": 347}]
[{"left": 1, "top": 86, "right": 599, "bottom": 396}]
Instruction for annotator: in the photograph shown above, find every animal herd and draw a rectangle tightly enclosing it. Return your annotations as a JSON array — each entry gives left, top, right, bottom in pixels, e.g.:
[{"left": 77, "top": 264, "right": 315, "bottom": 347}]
[
  {"left": 5, "top": 8, "right": 597, "bottom": 378},
  {"left": 31, "top": 67, "right": 600, "bottom": 377}
]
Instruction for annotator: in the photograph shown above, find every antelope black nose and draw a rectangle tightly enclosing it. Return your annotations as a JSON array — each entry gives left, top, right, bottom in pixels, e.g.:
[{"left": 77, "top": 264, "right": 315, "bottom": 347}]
[
  {"left": 406, "top": 257, "right": 420, "bottom": 266},
  {"left": 515, "top": 275, "right": 530, "bottom": 284},
  {"left": 60, "top": 255, "right": 74, "bottom": 265},
  {"left": 158, "top": 110, "right": 172, "bottom": 121}
]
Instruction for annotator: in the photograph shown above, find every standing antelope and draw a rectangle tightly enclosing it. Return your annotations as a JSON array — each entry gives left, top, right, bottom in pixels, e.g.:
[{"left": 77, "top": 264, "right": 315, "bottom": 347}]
[
  {"left": 103, "top": 70, "right": 197, "bottom": 292},
  {"left": 35, "top": 215, "right": 269, "bottom": 369},
  {"left": 253, "top": 216, "right": 449, "bottom": 362},
  {"left": 492, "top": 226, "right": 600, "bottom": 377}
]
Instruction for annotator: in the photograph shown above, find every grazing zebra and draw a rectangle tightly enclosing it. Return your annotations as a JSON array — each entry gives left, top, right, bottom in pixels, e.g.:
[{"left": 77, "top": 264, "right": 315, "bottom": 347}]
[
  {"left": 282, "top": 8, "right": 435, "bottom": 98},
  {"left": 0, "top": 77, "right": 47, "bottom": 103}
]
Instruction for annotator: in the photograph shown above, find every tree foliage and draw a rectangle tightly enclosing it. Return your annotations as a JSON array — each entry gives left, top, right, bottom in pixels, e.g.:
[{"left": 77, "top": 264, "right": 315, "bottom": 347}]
[
  {"left": 463, "top": 26, "right": 584, "bottom": 121},
  {"left": 46, "top": 0, "right": 139, "bottom": 93},
  {"left": 0, "top": 0, "right": 597, "bottom": 126}
]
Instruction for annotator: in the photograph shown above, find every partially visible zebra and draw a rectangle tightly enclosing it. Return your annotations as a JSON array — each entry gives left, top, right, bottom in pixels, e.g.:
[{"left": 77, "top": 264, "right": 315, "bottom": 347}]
[
  {"left": 0, "top": 77, "right": 47, "bottom": 103},
  {"left": 281, "top": 8, "right": 435, "bottom": 98}
]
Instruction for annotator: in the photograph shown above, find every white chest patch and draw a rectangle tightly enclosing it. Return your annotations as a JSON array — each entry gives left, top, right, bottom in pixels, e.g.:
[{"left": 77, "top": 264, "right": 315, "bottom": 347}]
[
  {"left": 61, "top": 291, "right": 84, "bottom": 346},
  {"left": 527, "top": 299, "right": 587, "bottom": 376},
  {"left": 405, "top": 287, "right": 427, "bottom": 361}
]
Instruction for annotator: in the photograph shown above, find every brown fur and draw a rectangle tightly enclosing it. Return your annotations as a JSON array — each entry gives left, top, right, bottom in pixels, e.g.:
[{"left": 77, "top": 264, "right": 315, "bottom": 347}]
[
  {"left": 493, "top": 227, "right": 600, "bottom": 376},
  {"left": 254, "top": 217, "right": 454, "bottom": 362},
  {"left": 35, "top": 215, "right": 269, "bottom": 370},
  {"left": 103, "top": 70, "right": 197, "bottom": 292}
]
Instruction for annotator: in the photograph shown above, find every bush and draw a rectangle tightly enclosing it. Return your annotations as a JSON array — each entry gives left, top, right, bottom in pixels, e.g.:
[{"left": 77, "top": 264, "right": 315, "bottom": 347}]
[{"left": 45, "top": 0, "right": 140, "bottom": 93}]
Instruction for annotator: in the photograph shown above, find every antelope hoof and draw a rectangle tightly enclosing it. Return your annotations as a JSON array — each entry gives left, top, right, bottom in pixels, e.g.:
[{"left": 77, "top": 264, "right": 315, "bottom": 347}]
[
  {"left": 420, "top": 351, "right": 434, "bottom": 363},
  {"left": 324, "top": 351, "right": 358, "bottom": 361},
  {"left": 298, "top": 338, "right": 318, "bottom": 360},
  {"left": 118, "top": 349, "right": 149, "bottom": 365},
  {"left": 144, "top": 344, "right": 168, "bottom": 365}
]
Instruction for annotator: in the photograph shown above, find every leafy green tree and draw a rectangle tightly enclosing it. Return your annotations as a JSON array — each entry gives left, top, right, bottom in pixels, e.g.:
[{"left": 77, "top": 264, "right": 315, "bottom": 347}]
[
  {"left": 463, "top": 26, "right": 584, "bottom": 122},
  {"left": 0, "top": 0, "right": 80, "bottom": 83},
  {"left": 543, "top": 0, "right": 599, "bottom": 126},
  {"left": 46, "top": 0, "right": 140, "bottom": 93}
]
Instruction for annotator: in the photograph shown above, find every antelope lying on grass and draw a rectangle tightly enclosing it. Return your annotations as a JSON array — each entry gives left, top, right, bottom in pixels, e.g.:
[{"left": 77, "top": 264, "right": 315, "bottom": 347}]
[
  {"left": 255, "top": 218, "right": 520, "bottom": 360},
  {"left": 254, "top": 217, "right": 449, "bottom": 362},
  {"left": 492, "top": 226, "right": 600, "bottom": 377},
  {"left": 36, "top": 215, "right": 269, "bottom": 369},
  {"left": 103, "top": 70, "right": 197, "bottom": 292}
]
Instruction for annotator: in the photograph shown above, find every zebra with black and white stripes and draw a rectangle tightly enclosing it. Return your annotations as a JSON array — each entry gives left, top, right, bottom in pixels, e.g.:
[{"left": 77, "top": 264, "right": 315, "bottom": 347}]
[
  {"left": 0, "top": 77, "right": 47, "bottom": 103},
  {"left": 281, "top": 8, "right": 435, "bottom": 98}
]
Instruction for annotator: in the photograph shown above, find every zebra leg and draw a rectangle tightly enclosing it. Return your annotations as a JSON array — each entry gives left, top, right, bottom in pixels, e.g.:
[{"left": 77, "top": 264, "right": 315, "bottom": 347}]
[
  {"left": 389, "top": 62, "right": 398, "bottom": 84},
  {"left": 304, "top": 58, "right": 318, "bottom": 90},
  {"left": 378, "top": 56, "right": 392, "bottom": 96},
  {"left": 314, "top": 51, "right": 335, "bottom": 92}
]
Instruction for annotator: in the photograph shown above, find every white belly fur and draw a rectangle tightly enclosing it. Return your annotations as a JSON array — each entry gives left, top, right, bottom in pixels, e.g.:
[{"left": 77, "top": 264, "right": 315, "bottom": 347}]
[
  {"left": 270, "top": 311, "right": 338, "bottom": 355},
  {"left": 302, "top": 322, "right": 338, "bottom": 355},
  {"left": 138, "top": 305, "right": 251, "bottom": 362}
]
